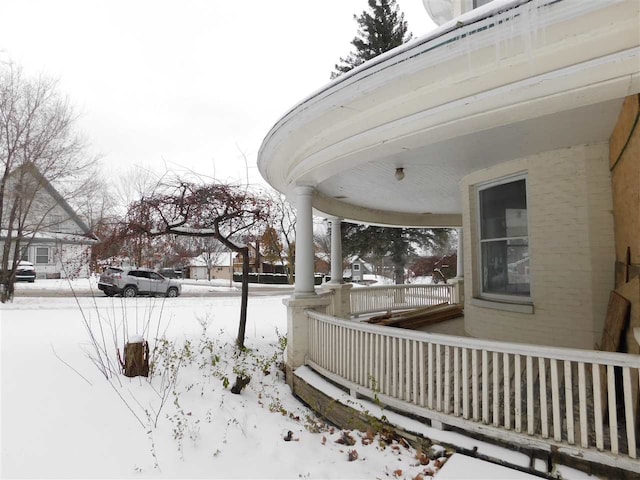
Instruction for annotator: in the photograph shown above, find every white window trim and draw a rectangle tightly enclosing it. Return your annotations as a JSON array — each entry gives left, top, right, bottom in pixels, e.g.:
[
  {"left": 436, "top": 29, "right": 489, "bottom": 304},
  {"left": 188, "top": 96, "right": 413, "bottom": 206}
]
[{"left": 475, "top": 172, "right": 532, "bottom": 304}]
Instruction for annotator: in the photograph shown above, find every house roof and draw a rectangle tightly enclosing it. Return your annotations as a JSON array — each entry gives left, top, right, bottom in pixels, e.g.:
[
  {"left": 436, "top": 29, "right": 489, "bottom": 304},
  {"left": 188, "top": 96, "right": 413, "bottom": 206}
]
[
  {"left": 24, "top": 163, "right": 97, "bottom": 240},
  {"left": 258, "top": 0, "right": 639, "bottom": 227},
  {"left": 0, "top": 229, "right": 97, "bottom": 245}
]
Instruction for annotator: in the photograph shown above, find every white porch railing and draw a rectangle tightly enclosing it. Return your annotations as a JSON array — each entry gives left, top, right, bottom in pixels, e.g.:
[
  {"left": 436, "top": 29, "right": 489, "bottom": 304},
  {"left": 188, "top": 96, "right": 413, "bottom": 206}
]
[
  {"left": 305, "top": 310, "right": 640, "bottom": 473},
  {"left": 350, "top": 283, "right": 454, "bottom": 317}
]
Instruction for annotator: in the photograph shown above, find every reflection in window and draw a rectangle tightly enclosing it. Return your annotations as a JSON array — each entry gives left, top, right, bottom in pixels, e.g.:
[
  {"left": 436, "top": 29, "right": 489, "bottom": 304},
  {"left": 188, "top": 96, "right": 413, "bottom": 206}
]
[{"left": 479, "top": 177, "right": 530, "bottom": 297}]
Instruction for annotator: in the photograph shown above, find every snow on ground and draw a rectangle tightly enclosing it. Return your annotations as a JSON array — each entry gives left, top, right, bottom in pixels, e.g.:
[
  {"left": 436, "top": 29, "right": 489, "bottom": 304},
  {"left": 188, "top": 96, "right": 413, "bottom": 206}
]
[{"left": 1, "top": 281, "right": 600, "bottom": 479}]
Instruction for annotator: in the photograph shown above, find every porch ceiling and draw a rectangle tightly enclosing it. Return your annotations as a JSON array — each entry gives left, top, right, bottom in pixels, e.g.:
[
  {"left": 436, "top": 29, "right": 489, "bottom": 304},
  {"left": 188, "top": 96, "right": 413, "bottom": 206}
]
[
  {"left": 313, "top": 99, "right": 624, "bottom": 223},
  {"left": 257, "top": 0, "right": 640, "bottom": 227}
]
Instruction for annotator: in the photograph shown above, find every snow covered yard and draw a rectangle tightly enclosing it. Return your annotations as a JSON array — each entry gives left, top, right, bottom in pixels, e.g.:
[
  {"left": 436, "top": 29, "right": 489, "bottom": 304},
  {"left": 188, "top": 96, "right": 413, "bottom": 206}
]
[
  {"left": 0, "top": 292, "right": 440, "bottom": 479},
  {"left": 1, "top": 284, "right": 598, "bottom": 479}
]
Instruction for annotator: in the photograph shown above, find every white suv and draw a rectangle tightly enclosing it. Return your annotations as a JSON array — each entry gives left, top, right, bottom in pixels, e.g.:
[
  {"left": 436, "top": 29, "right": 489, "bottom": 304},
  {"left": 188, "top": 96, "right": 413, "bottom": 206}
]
[{"left": 98, "top": 267, "right": 181, "bottom": 298}]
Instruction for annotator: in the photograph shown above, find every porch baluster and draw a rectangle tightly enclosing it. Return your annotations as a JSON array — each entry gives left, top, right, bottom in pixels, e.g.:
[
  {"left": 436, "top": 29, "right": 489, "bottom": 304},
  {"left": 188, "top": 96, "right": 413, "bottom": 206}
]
[
  {"left": 428, "top": 343, "right": 434, "bottom": 409},
  {"left": 539, "top": 357, "right": 549, "bottom": 438},
  {"left": 482, "top": 350, "right": 489, "bottom": 424},
  {"left": 564, "top": 360, "right": 575, "bottom": 444},
  {"left": 607, "top": 365, "right": 618, "bottom": 454},
  {"left": 436, "top": 344, "right": 443, "bottom": 411},
  {"left": 504, "top": 352, "right": 510, "bottom": 430},
  {"left": 493, "top": 351, "right": 499, "bottom": 427},
  {"left": 472, "top": 349, "right": 479, "bottom": 421},
  {"left": 551, "top": 359, "right": 561, "bottom": 441},
  {"left": 515, "top": 354, "right": 522, "bottom": 433},
  {"left": 527, "top": 356, "right": 534, "bottom": 435},
  {"left": 444, "top": 346, "right": 451, "bottom": 414},
  {"left": 412, "top": 340, "right": 419, "bottom": 404},
  {"left": 578, "top": 361, "right": 588, "bottom": 448},
  {"left": 419, "top": 342, "right": 426, "bottom": 407},
  {"left": 592, "top": 363, "right": 604, "bottom": 450},
  {"left": 622, "top": 367, "right": 636, "bottom": 458},
  {"left": 454, "top": 347, "right": 460, "bottom": 416},
  {"left": 404, "top": 340, "right": 412, "bottom": 402}
]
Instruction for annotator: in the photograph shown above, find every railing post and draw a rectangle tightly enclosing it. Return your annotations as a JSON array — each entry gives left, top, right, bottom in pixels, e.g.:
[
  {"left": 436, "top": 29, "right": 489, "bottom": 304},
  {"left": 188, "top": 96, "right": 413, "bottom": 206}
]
[
  {"left": 283, "top": 296, "right": 330, "bottom": 388},
  {"left": 449, "top": 279, "right": 464, "bottom": 305},
  {"left": 320, "top": 283, "right": 353, "bottom": 318},
  {"left": 449, "top": 227, "right": 465, "bottom": 305}
]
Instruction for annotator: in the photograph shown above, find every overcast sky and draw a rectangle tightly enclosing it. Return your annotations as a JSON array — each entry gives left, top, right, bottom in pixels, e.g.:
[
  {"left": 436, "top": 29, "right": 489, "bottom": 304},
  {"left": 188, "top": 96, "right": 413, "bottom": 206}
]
[{"left": 1, "top": 0, "right": 436, "bottom": 187}]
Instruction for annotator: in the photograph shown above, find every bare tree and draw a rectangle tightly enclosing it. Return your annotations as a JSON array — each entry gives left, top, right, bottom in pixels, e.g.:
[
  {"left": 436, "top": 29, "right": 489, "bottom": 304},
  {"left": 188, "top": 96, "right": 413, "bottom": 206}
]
[
  {"left": 125, "top": 179, "right": 271, "bottom": 349},
  {"left": 0, "top": 62, "right": 96, "bottom": 301},
  {"left": 263, "top": 189, "right": 296, "bottom": 284}
]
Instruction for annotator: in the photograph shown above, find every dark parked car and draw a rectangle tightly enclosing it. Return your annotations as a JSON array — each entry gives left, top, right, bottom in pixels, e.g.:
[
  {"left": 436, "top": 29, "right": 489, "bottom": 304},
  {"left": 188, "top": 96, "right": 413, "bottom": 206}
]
[
  {"left": 15, "top": 261, "right": 36, "bottom": 282},
  {"left": 98, "top": 267, "right": 181, "bottom": 297},
  {"left": 158, "top": 268, "right": 183, "bottom": 279}
]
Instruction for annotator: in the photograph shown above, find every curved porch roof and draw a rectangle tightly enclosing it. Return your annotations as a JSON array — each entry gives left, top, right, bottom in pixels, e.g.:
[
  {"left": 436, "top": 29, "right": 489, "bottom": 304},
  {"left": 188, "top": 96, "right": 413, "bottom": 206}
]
[{"left": 258, "top": 0, "right": 640, "bottom": 227}]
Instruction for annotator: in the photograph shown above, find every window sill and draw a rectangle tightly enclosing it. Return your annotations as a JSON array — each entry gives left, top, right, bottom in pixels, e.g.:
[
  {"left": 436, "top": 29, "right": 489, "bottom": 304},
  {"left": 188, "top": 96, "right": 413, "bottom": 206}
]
[{"left": 470, "top": 297, "right": 534, "bottom": 314}]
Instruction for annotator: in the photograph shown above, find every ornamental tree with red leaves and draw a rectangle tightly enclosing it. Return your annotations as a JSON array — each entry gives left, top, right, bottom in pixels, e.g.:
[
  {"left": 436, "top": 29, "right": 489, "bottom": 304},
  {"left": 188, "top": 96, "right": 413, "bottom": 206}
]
[{"left": 124, "top": 180, "right": 271, "bottom": 350}]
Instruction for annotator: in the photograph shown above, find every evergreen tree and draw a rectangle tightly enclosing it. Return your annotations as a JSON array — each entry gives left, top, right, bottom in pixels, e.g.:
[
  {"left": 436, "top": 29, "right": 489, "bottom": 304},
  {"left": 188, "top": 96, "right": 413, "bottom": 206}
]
[
  {"left": 342, "top": 223, "right": 451, "bottom": 284},
  {"left": 331, "top": 0, "right": 412, "bottom": 79},
  {"left": 331, "top": 2, "right": 445, "bottom": 285}
]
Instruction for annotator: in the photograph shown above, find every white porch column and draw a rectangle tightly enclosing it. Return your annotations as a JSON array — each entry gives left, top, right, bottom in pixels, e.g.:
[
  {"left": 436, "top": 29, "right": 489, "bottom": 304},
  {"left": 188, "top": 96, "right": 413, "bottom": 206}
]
[
  {"left": 294, "top": 185, "right": 316, "bottom": 296},
  {"left": 329, "top": 216, "right": 343, "bottom": 284},
  {"left": 284, "top": 185, "right": 330, "bottom": 385},
  {"left": 456, "top": 228, "right": 464, "bottom": 278},
  {"left": 320, "top": 216, "right": 352, "bottom": 318}
]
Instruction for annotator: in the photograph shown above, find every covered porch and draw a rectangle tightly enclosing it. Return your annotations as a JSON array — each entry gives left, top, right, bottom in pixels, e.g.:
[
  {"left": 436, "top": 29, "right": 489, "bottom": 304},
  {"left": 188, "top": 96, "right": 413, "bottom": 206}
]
[
  {"left": 289, "top": 271, "right": 639, "bottom": 475},
  {"left": 257, "top": 0, "right": 640, "bottom": 475}
]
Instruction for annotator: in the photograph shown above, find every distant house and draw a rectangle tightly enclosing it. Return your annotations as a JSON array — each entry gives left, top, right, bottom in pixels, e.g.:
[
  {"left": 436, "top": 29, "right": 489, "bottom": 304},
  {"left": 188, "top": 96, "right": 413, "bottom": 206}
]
[
  {"left": 185, "top": 251, "right": 234, "bottom": 281},
  {"left": 314, "top": 252, "right": 330, "bottom": 277},
  {"left": 1, "top": 164, "right": 97, "bottom": 279},
  {"left": 232, "top": 243, "right": 288, "bottom": 275},
  {"left": 345, "top": 257, "right": 373, "bottom": 283}
]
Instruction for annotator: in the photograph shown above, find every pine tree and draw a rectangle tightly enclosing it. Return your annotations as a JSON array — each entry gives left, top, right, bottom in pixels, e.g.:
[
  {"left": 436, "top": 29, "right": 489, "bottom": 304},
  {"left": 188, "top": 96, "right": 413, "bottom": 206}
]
[
  {"left": 331, "top": 2, "right": 444, "bottom": 285},
  {"left": 342, "top": 223, "right": 451, "bottom": 284},
  {"left": 331, "top": 0, "right": 412, "bottom": 79}
]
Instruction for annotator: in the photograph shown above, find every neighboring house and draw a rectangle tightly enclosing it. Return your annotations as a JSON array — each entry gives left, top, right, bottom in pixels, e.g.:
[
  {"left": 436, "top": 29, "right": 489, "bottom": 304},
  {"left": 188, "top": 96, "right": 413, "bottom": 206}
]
[
  {"left": 345, "top": 257, "right": 373, "bottom": 283},
  {"left": 314, "top": 252, "right": 330, "bottom": 277},
  {"left": 232, "top": 243, "right": 288, "bottom": 275},
  {"left": 185, "top": 251, "right": 234, "bottom": 281},
  {"left": 258, "top": 0, "right": 640, "bottom": 475},
  {"left": 1, "top": 164, "right": 97, "bottom": 279}
]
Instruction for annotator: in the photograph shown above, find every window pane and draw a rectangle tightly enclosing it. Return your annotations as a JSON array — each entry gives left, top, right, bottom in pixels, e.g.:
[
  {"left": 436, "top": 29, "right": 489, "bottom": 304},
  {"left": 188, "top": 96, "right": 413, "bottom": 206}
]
[
  {"left": 35, "top": 247, "right": 49, "bottom": 264},
  {"left": 480, "top": 179, "right": 527, "bottom": 239},
  {"left": 481, "top": 239, "right": 530, "bottom": 296}
]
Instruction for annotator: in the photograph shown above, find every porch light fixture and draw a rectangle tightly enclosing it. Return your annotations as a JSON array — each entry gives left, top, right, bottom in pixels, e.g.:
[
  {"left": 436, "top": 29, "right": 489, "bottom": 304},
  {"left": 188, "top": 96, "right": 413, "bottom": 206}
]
[{"left": 394, "top": 167, "right": 405, "bottom": 181}]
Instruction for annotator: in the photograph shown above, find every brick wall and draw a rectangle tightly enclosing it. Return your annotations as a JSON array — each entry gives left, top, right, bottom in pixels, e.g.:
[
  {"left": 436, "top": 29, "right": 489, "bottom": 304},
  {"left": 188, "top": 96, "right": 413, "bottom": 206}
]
[{"left": 461, "top": 142, "right": 614, "bottom": 349}]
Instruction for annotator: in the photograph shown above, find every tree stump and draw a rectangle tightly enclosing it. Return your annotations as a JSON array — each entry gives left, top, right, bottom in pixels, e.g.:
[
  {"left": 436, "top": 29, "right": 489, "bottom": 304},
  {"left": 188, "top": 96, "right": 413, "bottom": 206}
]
[
  {"left": 123, "top": 338, "right": 149, "bottom": 377},
  {"left": 230, "top": 375, "right": 251, "bottom": 394}
]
